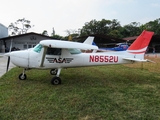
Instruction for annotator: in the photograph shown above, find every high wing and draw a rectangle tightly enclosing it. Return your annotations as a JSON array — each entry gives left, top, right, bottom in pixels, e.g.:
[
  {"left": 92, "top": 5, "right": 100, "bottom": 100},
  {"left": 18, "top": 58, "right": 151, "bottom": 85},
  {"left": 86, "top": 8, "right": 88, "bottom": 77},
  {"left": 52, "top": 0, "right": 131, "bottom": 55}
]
[
  {"left": 40, "top": 37, "right": 98, "bottom": 50},
  {"left": 39, "top": 36, "right": 98, "bottom": 67}
]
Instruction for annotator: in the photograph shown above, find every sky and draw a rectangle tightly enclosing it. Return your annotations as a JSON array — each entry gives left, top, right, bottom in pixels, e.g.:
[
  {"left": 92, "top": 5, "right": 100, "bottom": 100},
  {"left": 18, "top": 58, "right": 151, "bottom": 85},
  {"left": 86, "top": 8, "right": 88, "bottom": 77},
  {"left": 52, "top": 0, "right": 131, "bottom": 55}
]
[{"left": 0, "top": 0, "right": 160, "bottom": 36}]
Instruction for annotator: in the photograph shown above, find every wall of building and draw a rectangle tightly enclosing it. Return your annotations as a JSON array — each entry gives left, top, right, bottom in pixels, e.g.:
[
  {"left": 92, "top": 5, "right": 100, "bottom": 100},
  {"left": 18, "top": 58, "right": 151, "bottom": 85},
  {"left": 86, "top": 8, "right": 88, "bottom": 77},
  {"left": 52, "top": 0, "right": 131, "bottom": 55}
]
[
  {"left": 5, "top": 34, "right": 51, "bottom": 51},
  {"left": 0, "top": 23, "right": 8, "bottom": 38}
]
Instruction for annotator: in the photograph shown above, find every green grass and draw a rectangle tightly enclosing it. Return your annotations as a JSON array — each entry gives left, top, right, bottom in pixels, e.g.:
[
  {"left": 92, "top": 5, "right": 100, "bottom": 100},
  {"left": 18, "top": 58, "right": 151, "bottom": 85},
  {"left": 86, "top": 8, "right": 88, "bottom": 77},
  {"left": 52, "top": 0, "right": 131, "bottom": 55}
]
[{"left": 0, "top": 62, "right": 160, "bottom": 119}]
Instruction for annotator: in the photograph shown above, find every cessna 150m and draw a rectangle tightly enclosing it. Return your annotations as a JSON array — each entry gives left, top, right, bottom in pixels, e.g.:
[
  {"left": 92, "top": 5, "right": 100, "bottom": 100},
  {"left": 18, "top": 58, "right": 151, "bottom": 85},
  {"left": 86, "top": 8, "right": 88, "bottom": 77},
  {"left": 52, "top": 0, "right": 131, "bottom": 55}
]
[{"left": 5, "top": 30, "right": 154, "bottom": 85}]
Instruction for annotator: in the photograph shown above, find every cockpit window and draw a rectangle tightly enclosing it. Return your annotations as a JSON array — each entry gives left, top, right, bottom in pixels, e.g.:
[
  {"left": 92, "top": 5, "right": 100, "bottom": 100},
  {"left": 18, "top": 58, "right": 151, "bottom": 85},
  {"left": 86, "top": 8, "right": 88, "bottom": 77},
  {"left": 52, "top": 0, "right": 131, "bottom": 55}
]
[
  {"left": 68, "top": 48, "right": 81, "bottom": 54},
  {"left": 33, "top": 44, "right": 42, "bottom": 53},
  {"left": 46, "top": 48, "right": 61, "bottom": 55}
]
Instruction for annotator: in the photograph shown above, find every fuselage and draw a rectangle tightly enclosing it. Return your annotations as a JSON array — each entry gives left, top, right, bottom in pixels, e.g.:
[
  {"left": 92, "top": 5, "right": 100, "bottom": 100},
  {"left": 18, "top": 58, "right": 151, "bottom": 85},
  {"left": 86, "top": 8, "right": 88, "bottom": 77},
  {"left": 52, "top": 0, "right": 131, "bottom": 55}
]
[{"left": 8, "top": 47, "right": 133, "bottom": 69}]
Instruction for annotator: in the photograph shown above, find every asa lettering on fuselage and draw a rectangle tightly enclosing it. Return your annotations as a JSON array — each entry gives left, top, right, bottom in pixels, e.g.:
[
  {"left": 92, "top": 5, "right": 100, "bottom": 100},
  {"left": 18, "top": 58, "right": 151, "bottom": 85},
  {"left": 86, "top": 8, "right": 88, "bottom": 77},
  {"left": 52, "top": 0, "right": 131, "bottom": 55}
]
[
  {"left": 46, "top": 57, "right": 73, "bottom": 63},
  {"left": 89, "top": 55, "right": 118, "bottom": 63}
]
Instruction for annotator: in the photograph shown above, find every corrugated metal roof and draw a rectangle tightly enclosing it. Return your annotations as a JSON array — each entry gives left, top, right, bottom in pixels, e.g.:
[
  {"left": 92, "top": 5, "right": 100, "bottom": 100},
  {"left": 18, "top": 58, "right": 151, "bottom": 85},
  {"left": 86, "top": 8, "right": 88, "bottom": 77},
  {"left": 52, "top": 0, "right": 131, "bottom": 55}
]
[
  {"left": 122, "top": 36, "right": 138, "bottom": 41},
  {"left": 0, "top": 32, "right": 55, "bottom": 41}
]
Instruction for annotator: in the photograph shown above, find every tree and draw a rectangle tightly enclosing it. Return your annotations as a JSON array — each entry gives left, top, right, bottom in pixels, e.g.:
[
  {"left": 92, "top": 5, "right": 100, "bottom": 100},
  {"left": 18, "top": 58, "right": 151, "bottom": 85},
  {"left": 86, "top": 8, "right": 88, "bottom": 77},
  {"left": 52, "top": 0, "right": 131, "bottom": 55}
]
[
  {"left": 141, "top": 18, "right": 160, "bottom": 35},
  {"left": 51, "top": 34, "right": 64, "bottom": 40},
  {"left": 108, "top": 29, "right": 122, "bottom": 38},
  {"left": 109, "top": 19, "right": 121, "bottom": 30},
  {"left": 51, "top": 27, "right": 55, "bottom": 36},
  {"left": 80, "top": 19, "right": 100, "bottom": 36},
  {"left": 42, "top": 30, "right": 48, "bottom": 36},
  {"left": 65, "top": 29, "right": 80, "bottom": 40},
  {"left": 80, "top": 19, "right": 122, "bottom": 37},
  {"left": 8, "top": 18, "right": 34, "bottom": 36},
  {"left": 120, "top": 22, "right": 141, "bottom": 37}
]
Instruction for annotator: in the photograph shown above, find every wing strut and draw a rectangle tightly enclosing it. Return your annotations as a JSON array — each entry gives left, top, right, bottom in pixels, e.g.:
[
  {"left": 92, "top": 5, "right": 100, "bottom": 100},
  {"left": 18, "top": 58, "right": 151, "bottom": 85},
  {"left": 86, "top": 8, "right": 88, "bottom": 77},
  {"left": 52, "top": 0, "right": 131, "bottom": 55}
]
[{"left": 40, "top": 47, "right": 47, "bottom": 67}]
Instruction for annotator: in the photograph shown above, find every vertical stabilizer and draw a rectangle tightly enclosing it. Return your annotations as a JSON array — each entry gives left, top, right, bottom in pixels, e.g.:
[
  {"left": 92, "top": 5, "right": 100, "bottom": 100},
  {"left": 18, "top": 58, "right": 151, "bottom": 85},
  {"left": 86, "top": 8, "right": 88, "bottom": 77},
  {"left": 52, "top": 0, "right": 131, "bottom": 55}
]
[
  {"left": 123, "top": 30, "right": 154, "bottom": 61},
  {"left": 83, "top": 36, "right": 94, "bottom": 45},
  {"left": 127, "top": 30, "right": 154, "bottom": 54}
]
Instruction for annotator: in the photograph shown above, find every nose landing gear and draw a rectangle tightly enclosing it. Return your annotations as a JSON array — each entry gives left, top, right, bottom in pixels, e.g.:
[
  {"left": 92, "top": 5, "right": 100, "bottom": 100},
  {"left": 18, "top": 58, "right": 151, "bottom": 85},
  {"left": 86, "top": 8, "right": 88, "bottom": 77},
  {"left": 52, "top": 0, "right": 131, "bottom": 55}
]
[
  {"left": 50, "top": 69, "right": 58, "bottom": 75},
  {"left": 19, "top": 69, "right": 27, "bottom": 80},
  {"left": 50, "top": 68, "right": 62, "bottom": 85},
  {"left": 51, "top": 77, "right": 61, "bottom": 85}
]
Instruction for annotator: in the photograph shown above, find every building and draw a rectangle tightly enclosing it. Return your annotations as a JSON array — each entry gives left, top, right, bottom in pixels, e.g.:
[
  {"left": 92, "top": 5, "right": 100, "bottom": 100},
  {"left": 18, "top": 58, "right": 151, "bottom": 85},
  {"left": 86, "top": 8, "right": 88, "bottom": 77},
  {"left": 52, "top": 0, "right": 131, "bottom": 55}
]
[
  {"left": 0, "top": 23, "right": 8, "bottom": 52},
  {"left": 76, "top": 34, "right": 125, "bottom": 47},
  {"left": 0, "top": 32, "right": 55, "bottom": 53},
  {"left": 77, "top": 34, "right": 160, "bottom": 53},
  {"left": 1, "top": 30, "right": 160, "bottom": 53},
  {"left": 123, "top": 35, "right": 160, "bottom": 53},
  {"left": 0, "top": 23, "right": 8, "bottom": 38}
]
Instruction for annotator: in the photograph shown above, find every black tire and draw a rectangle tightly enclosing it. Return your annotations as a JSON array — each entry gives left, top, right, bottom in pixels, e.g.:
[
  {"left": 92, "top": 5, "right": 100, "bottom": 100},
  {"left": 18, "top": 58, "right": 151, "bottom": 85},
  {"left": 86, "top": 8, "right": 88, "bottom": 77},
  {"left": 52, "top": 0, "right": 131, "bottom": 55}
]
[
  {"left": 51, "top": 77, "right": 61, "bottom": 85},
  {"left": 19, "top": 73, "right": 27, "bottom": 80},
  {"left": 50, "top": 69, "right": 58, "bottom": 75}
]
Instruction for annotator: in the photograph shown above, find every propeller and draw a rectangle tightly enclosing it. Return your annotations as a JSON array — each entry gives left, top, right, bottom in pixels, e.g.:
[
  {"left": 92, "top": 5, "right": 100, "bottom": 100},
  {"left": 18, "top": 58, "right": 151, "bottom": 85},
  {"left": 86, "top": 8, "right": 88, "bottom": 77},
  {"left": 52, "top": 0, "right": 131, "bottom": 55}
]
[
  {"left": 6, "top": 39, "right": 12, "bottom": 72},
  {"left": 6, "top": 56, "right": 10, "bottom": 72}
]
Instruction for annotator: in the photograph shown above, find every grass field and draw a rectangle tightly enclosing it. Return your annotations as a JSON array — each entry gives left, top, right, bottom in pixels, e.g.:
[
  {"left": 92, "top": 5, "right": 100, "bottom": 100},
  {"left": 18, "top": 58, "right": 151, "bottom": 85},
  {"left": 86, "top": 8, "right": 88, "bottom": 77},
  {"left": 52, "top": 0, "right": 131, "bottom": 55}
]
[{"left": 0, "top": 56, "right": 160, "bottom": 120}]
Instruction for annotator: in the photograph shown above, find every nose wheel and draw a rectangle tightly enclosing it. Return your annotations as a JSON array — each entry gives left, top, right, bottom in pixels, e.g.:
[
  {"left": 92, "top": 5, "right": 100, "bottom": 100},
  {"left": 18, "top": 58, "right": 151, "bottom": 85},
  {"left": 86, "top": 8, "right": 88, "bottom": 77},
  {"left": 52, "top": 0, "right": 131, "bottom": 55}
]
[
  {"left": 19, "top": 73, "right": 27, "bottom": 80},
  {"left": 19, "top": 69, "right": 27, "bottom": 80},
  {"left": 51, "top": 77, "right": 61, "bottom": 85}
]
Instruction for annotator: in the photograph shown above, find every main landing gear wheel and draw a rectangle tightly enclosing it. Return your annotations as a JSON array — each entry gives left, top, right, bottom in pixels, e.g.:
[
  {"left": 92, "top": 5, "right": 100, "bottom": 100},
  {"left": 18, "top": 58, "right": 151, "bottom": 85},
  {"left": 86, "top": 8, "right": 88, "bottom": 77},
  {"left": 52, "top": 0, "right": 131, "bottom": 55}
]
[
  {"left": 19, "top": 73, "right": 27, "bottom": 80},
  {"left": 50, "top": 69, "right": 58, "bottom": 75},
  {"left": 51, "top": 77, "right": 61, "bottom": 85}
]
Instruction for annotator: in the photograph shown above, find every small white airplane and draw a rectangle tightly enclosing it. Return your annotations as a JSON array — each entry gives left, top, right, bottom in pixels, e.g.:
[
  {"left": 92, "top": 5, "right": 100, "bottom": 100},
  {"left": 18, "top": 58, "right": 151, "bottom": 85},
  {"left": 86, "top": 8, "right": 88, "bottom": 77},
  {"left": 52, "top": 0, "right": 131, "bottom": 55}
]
[{"left": 5, "top": 30, "right": 154, "bottom": 85}]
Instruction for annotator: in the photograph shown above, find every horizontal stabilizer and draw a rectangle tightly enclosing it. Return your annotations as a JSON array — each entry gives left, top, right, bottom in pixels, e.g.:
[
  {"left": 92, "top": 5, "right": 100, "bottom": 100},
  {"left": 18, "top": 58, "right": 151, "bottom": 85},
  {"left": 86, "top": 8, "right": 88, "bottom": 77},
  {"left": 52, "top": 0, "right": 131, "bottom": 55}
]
[
  {"left": 123, "top": 57, "right": 155, "bottom": 62},
  {"left": 145, "top": 59, "right": 156, "bottom": 63}
]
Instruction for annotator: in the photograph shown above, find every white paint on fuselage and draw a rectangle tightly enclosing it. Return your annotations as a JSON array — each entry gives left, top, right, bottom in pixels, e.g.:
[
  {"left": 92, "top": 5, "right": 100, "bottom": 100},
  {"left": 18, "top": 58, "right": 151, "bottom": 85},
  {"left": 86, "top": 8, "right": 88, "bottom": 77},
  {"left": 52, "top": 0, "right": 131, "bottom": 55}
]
[{"left": 9, "top": 48, "right": 134, "bottom": 69}]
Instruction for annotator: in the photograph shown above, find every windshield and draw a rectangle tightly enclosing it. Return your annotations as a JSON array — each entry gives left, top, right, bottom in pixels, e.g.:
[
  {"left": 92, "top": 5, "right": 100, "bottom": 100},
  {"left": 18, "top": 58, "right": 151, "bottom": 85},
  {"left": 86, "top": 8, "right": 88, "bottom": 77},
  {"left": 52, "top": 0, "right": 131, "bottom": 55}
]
[
  {"left": 33, "top": 45, "right": 81, "bottom": 54},
  {"left": 33, "top": 44, "right": 42, "bottom": 53}
]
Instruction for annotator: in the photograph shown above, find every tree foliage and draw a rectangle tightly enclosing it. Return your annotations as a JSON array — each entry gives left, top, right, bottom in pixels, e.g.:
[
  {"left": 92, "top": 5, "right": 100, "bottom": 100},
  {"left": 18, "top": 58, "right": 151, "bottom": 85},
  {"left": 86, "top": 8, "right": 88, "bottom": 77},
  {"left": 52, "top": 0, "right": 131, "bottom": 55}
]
[
  {"left": 80, "top": 18, "right": 160, "bottom": 38},
  {"left": 8, "top": 18, "right": 33, "bottom": 36},
  {"left": 51, "top": 34, "right": 64, "bottom": 40},
  {"left": 120, "top": 22, "right": 142, "bottom": 37},
  {"left": 42, "top": 30, "right": 48, "bottom": 36},
  {"left": 8, "top": 17, "right": 160, "bottom": 38},
  {"left": 141, "top": 18, "right": 160, "bottom": 35},
  {"left": 80, "top": 19, "right": 122, "bottom": 37},
  {"left": 65, "top": 29, "right": 80, "bottom": 39}
]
